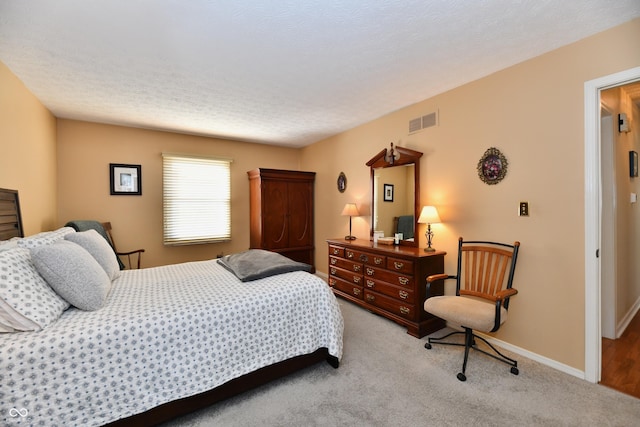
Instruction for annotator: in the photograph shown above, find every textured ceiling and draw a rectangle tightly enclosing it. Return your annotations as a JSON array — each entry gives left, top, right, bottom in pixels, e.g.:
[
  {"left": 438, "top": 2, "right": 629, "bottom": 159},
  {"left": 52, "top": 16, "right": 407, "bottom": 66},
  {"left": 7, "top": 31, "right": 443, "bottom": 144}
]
[{"left": 1, "top": 1, "right": 639, "bottom": 147}]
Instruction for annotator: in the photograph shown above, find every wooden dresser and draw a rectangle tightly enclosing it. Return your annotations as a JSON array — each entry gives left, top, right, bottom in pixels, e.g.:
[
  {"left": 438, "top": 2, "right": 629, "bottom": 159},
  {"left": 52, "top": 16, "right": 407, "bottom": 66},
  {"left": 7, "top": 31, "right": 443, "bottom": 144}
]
[
  {"left": 248, "top": 168, "right": 316, "bottom": 268},
  {"left": 327, "top": 238, "right": 445, "bottom": 338}
]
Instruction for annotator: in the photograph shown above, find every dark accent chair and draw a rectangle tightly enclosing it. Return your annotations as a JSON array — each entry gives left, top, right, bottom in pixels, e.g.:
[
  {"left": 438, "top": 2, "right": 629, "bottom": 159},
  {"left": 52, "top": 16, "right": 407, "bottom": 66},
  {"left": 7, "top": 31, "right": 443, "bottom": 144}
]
[
  {"left": 423, "top": 237, "right": 521, "bottom": 381},
  {"left": 65, "top": 220, "right": 145, "bottom": 269}
]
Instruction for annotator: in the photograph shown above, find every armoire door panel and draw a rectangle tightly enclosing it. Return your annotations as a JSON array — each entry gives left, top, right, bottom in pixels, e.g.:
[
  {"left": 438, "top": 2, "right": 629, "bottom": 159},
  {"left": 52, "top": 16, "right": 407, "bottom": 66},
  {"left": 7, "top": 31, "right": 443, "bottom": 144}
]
[
  {"left": 288, "top": 182, "right": 312, "bottom": 246},
  {"left": 263, "top": 182, "right": 288, "bottom": 248}
]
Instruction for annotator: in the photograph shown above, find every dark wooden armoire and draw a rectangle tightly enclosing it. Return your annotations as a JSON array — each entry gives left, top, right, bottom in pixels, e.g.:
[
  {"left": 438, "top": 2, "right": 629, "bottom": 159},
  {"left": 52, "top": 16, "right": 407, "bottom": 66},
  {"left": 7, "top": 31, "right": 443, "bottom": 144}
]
[{"left": 247, "top": 168, "right": 316, "bottom": 268}]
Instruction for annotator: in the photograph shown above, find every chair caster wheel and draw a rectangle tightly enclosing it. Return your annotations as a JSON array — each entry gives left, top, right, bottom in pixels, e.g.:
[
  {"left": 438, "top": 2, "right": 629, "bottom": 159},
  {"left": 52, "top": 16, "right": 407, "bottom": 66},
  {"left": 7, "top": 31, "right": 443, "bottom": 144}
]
[
  {"left": 424, "top": 342, "right": 432, "bottom": 349},
  {"left": 457, "top": 373, "right": 466, "bottom": 382},
  {"left": 510, "top": 367, "right": 519, "bottom": 376}
]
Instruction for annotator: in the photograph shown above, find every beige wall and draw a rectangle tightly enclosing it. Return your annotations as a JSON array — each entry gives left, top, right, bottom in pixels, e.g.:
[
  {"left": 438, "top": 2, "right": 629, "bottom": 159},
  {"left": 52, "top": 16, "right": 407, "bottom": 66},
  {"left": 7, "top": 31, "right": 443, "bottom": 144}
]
[
  {"left": 0, "top": 61, "right": 58, "bottom": 235},
  {"left": 56, "top": 120, "right": 302, "bottom": 267},
  {"left": 301, "top": 18, "right": 640, "bottom": 370}
]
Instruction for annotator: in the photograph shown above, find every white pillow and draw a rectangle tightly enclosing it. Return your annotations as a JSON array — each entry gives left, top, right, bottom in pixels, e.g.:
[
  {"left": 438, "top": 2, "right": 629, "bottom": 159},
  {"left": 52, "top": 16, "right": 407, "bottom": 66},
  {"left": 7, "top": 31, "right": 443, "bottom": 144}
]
[
  {"left": 31, "top": 241, "right": 112, "bottom": 311},
  {"left": 65, "top": 229, "right": 121, "bottom": 280},
  {"left": 17, "top": 226, "right": 75, "bottom": 249},
  {"left": 0, "top": 247, "right": 69, "bottom": 331}
]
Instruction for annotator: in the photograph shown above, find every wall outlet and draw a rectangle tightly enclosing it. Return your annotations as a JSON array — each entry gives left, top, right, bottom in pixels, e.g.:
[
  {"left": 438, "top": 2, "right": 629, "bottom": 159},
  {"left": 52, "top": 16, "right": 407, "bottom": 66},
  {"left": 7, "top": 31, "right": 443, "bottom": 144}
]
[{"left": 519, "top": 201, "right": 529, "bottom": 216}]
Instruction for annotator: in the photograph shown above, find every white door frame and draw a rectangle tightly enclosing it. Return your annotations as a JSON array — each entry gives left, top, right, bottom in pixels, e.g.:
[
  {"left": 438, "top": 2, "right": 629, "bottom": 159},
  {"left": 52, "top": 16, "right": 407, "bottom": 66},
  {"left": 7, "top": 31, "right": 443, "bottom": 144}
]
[{"left": 584, "top": 66, "right": 640, "bottom": 383}]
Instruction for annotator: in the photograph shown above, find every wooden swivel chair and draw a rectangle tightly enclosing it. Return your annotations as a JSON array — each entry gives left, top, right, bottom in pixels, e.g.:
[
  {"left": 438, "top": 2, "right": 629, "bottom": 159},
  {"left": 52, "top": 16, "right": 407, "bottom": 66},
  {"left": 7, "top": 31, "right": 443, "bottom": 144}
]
[
  {"left": 423, "top": 237, "right": 520, "bottom": 381},
  {"left": 65, "top": 220, "right": 145, "bottom": 269}
]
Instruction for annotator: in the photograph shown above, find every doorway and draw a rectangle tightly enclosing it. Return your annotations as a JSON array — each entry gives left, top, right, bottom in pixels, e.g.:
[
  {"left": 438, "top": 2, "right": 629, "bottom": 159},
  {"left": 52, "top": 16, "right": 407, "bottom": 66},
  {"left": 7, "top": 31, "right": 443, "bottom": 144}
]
[{"left": 584, "top": 66, "right": 640, "bottom": 385}]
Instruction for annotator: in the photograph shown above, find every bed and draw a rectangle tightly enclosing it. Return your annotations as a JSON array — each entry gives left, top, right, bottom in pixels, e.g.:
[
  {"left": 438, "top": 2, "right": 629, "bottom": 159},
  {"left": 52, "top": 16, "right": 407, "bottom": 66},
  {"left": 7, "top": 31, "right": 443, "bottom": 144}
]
[{"left": 0, "top": 189, "right": 343, "bottom": 427}]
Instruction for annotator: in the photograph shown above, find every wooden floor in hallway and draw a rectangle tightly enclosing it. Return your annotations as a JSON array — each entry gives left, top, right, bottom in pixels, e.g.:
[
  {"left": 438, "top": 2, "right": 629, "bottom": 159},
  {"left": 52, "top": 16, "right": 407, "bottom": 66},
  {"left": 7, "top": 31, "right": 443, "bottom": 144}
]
[{"left": 600, "top": 310, "right": 640, "bottom": 399}]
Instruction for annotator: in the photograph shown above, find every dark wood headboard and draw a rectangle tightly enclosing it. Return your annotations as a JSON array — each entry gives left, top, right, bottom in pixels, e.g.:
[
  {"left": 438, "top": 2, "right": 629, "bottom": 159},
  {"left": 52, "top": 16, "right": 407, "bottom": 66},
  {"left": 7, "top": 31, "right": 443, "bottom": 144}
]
[{"left": 0, "top": 188, "right": 24, "bottom": 240}]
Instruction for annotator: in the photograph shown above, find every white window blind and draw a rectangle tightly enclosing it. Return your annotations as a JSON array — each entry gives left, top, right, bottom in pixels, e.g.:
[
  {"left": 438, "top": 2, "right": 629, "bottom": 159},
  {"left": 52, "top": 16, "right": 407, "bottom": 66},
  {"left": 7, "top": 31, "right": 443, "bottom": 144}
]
[{"left": 163, "top": 154, "right": 232, "bottom": 245}]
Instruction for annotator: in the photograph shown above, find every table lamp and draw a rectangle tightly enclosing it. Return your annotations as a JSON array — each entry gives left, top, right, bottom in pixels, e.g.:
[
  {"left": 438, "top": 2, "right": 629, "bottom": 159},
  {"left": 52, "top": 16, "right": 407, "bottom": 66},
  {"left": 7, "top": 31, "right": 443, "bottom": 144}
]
[
  {"left": 418, "top": 206, "right": 441, "bottom": 252},
  {"left": 341, "top": 203, "right": 360, "bottom": 240}
]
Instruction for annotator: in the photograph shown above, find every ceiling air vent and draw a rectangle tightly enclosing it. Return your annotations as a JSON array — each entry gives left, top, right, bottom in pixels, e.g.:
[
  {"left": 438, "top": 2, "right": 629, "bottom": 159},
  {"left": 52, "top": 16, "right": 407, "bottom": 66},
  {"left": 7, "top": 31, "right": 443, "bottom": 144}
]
[{"left": 409, "top": 110, "right": 438, "bottom": 133}]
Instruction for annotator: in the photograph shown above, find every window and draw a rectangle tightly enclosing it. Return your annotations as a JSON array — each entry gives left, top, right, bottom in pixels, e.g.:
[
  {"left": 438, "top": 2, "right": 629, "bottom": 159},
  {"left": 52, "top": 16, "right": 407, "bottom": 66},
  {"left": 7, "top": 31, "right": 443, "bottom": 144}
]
[{"left": 162, "top": 154, "right": 232, "bottom": 245}]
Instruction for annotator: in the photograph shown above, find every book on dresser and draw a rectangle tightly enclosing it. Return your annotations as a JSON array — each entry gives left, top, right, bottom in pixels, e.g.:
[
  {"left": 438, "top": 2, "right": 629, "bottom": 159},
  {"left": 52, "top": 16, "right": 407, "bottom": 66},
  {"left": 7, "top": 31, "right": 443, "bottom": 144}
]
[{"left": 327, "top": 238, "right": 446, "bottom": 338}]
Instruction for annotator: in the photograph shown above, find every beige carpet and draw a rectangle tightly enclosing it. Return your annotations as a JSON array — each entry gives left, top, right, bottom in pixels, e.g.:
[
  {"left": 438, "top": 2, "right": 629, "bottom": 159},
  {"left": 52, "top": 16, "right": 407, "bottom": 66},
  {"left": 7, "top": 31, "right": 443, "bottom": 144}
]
[{"left": 161, "top": 299, "right": 640, "bottom": 426}]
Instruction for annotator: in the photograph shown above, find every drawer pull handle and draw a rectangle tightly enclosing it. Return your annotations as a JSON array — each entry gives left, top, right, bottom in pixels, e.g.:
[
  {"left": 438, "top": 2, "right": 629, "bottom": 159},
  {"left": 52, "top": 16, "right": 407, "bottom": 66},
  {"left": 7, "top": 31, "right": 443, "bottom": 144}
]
[
  {"left": 353, "top": 265, "right": 361, "bottom": 272},
  {"left": 353, "top": 276, "right": 362, "bottom": 284},
  {"left": 399, "top": 306, "right": 410, "bottom": 315},
  {"left": 330, "top": 258, "right": 337, "bottom": 265},
  {"left": 366, "top": 294, "right": 375, "bottom": 302},
  {"left": 366, "top": 268, "right": 374, "bottom": 276},
  {"left": 399, "top": 290, "right": 409, "bottom": 299},
  {"left": 366, "top": 280, "right": 375, "bottom": 288},
  {"left": 330, "top": 268, "right": 337, "bottom": 275},
  {"left": 359, "top": 254, "right": 368, "bottom": 262},
  {"left": 374, "top": 258, "right": 383, "bottom": 265},
  {"left": 394, "top": 261, "right": 404, "bottom": 270},
  {"left": 333, "top": 248, "right": 340, "bottom": 255},
  {"left": 329, "top": 278, "right": 336, "bottom": 286},
  {"left": 353, "top": 288, "right": 361, "bottom": 296},
  {"left": 398, "top": 277, "right": 409, "bottom": 286},
  {"left": 347, "top": 252, "right": 354, "bottom": 259}
]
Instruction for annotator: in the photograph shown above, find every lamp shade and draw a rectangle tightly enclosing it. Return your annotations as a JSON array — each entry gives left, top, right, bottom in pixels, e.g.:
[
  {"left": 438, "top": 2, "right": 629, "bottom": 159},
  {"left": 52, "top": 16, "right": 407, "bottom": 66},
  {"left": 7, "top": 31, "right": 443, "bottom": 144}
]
[
  {"left": 341, "top": 203, "right": 360, "bottom": 216},
  {"left": 418, "top": 206, "right": 441, "bottom": 224}
]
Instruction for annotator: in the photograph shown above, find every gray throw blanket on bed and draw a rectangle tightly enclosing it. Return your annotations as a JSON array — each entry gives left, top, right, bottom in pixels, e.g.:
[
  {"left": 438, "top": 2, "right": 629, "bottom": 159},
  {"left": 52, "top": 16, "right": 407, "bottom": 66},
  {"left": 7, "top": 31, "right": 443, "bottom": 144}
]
[{"left": 217, "top": 249, "right": 312, "bottom": 282}]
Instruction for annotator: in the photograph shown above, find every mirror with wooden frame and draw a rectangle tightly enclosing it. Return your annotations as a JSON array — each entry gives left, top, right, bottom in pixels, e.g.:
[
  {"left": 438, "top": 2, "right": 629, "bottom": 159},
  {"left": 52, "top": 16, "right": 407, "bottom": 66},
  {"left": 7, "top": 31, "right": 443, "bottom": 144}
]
[{"left": 366, "top": 143, "right": 422, "bottom": 247}]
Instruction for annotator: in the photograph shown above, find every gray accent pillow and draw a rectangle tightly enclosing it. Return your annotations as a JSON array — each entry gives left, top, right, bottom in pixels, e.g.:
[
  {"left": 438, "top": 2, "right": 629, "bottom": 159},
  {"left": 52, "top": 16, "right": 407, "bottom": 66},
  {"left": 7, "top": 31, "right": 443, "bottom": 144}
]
[
  {"left": 31, "top": 240, "right": 112, "bottom": 311},
  {"left": 65, "top": 229, "right": 121, "bottom": 280}
]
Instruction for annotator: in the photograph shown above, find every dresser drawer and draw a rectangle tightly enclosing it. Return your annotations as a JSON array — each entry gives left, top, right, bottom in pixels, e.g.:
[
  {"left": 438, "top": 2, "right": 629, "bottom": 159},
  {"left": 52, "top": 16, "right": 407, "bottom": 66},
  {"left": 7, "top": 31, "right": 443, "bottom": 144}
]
[
  {"left": 329, "top": 265, "right": 364, "bottom": 285},
  {"left": 363, "top": 265, "right": 414, "bottom": 288},
  {"left": 329, "top": 256, "right": 363, "bottom": 273},
  {"left": 342, "top": 248, "right": 382, "bottom": 265},
  {"left": 329, "top": 275, "right": 364, "bottom": 300},
  {"left": 329, "top": 245, "right": 345, "bottom": 257},
  {"left": 363, "top": 277, "right": 415, "bottom": 304},
  {"left": 364, "top": 290, "right": 417, "bottom": 321},
  {"left": 344, "top": 248, "right": 368, "bottom": 263},
  {"left": 386, "top": 256, "right": 414, "bottom": 274}
]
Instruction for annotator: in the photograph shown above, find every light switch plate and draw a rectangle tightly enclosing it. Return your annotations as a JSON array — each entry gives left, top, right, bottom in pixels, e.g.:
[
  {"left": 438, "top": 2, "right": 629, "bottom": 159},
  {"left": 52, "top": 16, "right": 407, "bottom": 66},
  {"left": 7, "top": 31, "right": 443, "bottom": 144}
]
[{"left": 519, "top": 201, "right": 529, "bottom": 216}]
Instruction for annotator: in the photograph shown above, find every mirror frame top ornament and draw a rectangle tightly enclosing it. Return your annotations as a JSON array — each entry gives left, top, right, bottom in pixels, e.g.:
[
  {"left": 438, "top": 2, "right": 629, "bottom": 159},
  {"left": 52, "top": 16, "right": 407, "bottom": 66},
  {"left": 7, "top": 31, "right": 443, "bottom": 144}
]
[{"left": 366, "top": 143, "right": 423, "bottom": 248}]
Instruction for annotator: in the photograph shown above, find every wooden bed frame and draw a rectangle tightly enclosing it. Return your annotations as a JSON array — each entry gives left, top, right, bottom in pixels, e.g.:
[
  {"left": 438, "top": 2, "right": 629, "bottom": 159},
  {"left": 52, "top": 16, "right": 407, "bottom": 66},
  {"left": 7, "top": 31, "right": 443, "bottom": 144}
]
[{"left": 0, "top": 188, "right": 339, "bottom": 426}]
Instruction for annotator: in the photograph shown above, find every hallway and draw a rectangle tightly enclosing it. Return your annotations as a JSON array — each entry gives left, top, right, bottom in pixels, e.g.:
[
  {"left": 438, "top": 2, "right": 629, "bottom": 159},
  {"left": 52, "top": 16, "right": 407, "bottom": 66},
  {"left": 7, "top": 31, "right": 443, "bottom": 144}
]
[{"left": 600, "top": 311, "right": 640, "bottom": 399}]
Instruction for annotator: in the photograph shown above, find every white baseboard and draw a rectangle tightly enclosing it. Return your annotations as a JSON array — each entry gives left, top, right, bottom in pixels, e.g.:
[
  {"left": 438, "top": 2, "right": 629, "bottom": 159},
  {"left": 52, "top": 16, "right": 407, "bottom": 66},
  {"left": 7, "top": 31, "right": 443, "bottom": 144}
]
[
  {"left": 474, "top": 331, "right": 585, "bottom": 380},
  {"left": 317, "top": 269, "right": 586, "bottom": 380},
  {"left": 616, "top": 297, "right": 640, "bottom": 339}
]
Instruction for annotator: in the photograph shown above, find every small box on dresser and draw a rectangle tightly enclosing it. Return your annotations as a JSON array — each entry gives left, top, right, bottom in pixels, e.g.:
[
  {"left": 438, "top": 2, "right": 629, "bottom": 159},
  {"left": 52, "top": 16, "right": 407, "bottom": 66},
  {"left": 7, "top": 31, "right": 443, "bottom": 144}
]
[{"left": 327, "top": 238, "right": 446, "bottom": 338}]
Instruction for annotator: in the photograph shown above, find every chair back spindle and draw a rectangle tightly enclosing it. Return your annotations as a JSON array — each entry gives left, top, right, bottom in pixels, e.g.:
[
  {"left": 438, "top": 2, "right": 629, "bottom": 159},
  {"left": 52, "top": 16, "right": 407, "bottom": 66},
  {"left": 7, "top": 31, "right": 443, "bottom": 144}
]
[{"left": 457, "top": 240, "right": 519, "bottom": 307}]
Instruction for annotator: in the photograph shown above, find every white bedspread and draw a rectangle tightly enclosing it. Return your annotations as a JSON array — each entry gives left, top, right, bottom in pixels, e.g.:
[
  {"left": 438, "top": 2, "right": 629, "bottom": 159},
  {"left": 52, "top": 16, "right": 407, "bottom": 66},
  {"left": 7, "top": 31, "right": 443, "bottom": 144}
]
[{"left": 0, "top": 260, "right": 343, "bottom": 426}]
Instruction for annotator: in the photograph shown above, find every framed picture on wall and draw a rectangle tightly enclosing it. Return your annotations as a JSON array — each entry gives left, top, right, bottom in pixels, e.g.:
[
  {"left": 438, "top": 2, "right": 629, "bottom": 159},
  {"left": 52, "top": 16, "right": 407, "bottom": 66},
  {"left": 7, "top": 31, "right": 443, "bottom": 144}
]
[
  {"left": 630, "top": 151, "right": 638, "bottom": 178},
  {"left": 383, "top": 184, "right": 394, "bottom": 202},
  {"left": 110, "top": 163, "right": 142, "bottom": 195}
]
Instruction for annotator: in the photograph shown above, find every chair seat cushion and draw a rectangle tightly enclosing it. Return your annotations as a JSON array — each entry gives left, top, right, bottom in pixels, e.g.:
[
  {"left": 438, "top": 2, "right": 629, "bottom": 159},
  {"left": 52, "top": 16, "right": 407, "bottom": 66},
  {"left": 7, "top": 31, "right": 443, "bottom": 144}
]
[{"left": 424, "top": 295, "right": 507, "bottom": 332}]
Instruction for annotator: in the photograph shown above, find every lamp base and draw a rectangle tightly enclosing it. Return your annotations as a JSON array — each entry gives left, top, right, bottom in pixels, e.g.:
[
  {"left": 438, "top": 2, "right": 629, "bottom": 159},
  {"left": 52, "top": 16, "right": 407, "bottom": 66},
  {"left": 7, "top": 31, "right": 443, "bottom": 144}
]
[
  {"left": 345, "top": 235, "right": 356, "bottom": 240},
  {"left": 424, "top": 246, "right": 436, "bottom": 252}
]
